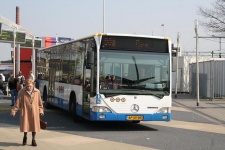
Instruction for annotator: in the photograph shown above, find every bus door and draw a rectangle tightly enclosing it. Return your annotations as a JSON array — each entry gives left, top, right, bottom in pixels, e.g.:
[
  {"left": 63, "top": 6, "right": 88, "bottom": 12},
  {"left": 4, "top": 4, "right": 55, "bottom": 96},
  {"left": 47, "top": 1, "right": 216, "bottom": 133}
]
[
  {"left": 82, "top": 50, "right": 95, "bottom": 119},
  {"left": 48, "top": 67, "right": 56, "bottom": 103},
  {"left": 82, "top": 67, "right": 91, "bottom": 119}
]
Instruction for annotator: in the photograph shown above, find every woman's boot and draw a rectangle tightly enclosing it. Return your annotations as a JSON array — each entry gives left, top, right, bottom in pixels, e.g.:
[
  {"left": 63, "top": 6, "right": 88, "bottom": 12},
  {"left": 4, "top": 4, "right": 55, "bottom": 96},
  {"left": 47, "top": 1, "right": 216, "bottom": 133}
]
[{"left": 22, "top": 137, "right": 27, "bottom": 145}]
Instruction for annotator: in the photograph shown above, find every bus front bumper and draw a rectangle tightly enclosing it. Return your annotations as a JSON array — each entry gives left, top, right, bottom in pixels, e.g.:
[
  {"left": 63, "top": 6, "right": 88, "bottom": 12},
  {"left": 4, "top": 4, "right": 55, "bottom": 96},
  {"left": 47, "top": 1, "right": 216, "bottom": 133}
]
[{"left": 90, "top": 111, "right": 171, "bottom": 121}]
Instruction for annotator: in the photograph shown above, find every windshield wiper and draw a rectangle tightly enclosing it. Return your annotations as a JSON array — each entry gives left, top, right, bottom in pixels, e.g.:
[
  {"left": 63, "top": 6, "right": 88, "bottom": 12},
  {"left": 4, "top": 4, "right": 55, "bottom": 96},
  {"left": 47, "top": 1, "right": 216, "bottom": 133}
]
[
  {"left": 136, "top": 91, "right": 164, "bottom": 99},
  {"left": 122, "top": 76, "right": 155, "bottom": 85},
  {"left": 100, "top": 89, "right": 165, "bottom": 99}
]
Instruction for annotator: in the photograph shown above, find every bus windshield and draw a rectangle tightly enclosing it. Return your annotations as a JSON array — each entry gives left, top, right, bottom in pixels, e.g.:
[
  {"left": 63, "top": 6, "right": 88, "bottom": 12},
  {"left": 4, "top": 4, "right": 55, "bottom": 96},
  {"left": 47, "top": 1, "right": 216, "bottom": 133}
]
[{"left": 99, "top": 50, "right": 170, "bottom": 97}]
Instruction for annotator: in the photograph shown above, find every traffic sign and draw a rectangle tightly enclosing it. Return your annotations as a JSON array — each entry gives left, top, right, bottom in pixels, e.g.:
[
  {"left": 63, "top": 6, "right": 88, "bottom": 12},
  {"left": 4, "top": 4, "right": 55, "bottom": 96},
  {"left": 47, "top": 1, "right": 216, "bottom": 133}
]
[{"left": 0, "top": 29, "right": 26, "bottom": 44}]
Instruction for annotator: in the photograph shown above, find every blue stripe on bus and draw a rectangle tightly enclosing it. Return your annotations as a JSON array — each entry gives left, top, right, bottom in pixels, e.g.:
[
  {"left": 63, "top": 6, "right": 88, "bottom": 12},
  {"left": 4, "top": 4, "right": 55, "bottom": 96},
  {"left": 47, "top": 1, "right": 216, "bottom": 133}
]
[
  {"left": 51, "top": 98, "right": 171, "bottom": 122},
  {"left": 76, "top": 104, "right": 83, "bottom": 117},
  {"left": 51, "top": 97, "right": 83, "bottom": 117},
  {"left": 89, "top": 111, "right": 171, "bottom": 121}
]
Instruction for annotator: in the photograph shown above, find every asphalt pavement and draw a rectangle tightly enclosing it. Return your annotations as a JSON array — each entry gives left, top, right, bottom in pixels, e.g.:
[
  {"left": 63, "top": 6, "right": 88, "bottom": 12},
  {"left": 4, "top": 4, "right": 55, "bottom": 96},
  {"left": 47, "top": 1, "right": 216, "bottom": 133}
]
[
  {"left": 0, "top": 93, "right": 225, "bottom": 150},
  {"left": 0, "top": 95, "right": 154, "bottom": 150},
  {"left": 172, "top": 93, "right": 225, "bottom": 125}
]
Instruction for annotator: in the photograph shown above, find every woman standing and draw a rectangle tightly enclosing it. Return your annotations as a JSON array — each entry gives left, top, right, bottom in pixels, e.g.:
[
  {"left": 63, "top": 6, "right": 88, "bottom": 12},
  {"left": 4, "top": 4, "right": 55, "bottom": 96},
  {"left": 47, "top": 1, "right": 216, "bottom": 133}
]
[
  {"left": 8, "top": 74, "right": 18, "bottom": 106},
  {"left": 11, "top": 79, "right": 44, "bottom": 146}
]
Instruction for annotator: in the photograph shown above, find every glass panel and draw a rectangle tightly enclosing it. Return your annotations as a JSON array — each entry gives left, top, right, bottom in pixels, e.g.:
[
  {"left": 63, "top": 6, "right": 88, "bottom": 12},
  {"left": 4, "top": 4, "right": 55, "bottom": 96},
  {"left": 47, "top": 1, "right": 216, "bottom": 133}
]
[
  {"left": 36, "top": 51, "right": 49, "bottom": 80},
  {"left": 99, "top": 50, "right": 170, "bottom": 96}
]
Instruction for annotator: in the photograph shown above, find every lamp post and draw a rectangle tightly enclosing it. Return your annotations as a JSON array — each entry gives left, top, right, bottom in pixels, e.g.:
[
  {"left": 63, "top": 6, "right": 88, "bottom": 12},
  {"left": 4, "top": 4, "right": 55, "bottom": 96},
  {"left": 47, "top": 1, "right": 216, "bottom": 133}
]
[
  {"left": 103, "top": 0, "right": 105, "bottom": 33},
  {"left": 175, "top": 32, "right": 180, "bottom": 98},
  {"left": 219, "top": 37, "right": 221, "bottom": 58},
  {"left": 13, "top": 29, "right": 16, "bottom": 77},
  {"left": 32, "top": 37, "right": 35, "bottom": 77},
  {"left": 195, "top": 19, "right": 200, "bottom": 106},
  {"left": 161, "top": 24, "right": 164, "bottom": 37},
  {"left": 12, "top": 26, "right": 17, "bottom": 78}
]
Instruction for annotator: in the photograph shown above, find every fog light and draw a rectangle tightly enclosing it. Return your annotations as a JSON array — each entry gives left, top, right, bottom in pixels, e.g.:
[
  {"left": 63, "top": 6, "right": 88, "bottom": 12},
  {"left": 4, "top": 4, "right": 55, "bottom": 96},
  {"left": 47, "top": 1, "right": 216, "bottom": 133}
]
[
  {"left": 110, "top": 97, "right": 114, "bottom": 102},
  {"left": 99, "top": 114, "right": 106, "bottom": 119},
  {"left": 157, "top": 107, "right": 170, "bottom": 113},
  {"left": 121, "top": 97, "right": 126, "bottom": 102},
  {"left": 162, "top": 115, "right": 168, "bottom": 119}
]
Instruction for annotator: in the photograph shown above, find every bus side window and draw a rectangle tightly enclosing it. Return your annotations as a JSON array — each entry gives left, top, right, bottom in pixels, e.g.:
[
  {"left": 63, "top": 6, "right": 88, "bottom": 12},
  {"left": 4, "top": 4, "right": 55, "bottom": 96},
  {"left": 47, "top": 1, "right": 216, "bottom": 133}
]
[
  {"left": 83, "top": 78, "right": 90, "bottom": 91},
  {"left": 73, "top": 75, "right": 82, "bottom": 85}
]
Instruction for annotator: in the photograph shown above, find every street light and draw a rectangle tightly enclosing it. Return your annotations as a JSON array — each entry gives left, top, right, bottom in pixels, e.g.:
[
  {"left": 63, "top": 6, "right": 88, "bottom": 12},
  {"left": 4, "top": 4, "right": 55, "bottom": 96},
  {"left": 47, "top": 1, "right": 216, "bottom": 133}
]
[
  {"left": 219, "top": 37, "right": 221, "bottom": 58},
  {"left": 161, "top": 24, "right": 164, "bottom": 37},
  {"left": 175, "top": 32, "right": 180, "bottom": 98},
  {"left": 103, "top": 0, "right": 105, "bottom": 33},
  {"left": 195, "top": 19, "right": 200, "bottom": 106},
  {"left": 12, "top": 26, "right": 17, "bottom": 78}
]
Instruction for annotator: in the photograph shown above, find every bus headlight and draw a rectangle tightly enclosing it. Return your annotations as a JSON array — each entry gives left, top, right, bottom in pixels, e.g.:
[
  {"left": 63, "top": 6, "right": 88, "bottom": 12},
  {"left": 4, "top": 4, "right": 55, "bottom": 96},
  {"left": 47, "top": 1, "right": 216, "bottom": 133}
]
[
  {"left": 157, "top": 107, "right": 171, "bottom": 113},
  {"left": 92, "top": 106, "right": 112, "bottom": 112}
]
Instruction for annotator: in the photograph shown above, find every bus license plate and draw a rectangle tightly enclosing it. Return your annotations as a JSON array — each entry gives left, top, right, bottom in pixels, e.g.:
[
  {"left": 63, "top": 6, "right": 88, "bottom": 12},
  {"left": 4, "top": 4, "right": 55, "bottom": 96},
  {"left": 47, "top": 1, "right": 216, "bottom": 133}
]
[{"left": 126, "top": 116, "right": 143, "bottom": 120}]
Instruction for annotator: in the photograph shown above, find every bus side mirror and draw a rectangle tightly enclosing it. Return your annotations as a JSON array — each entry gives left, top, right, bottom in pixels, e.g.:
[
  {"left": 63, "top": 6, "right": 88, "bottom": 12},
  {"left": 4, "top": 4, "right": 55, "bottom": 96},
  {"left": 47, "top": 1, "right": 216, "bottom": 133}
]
[{"left": 86, "top": 51, "right": 94, "bottom": 68}]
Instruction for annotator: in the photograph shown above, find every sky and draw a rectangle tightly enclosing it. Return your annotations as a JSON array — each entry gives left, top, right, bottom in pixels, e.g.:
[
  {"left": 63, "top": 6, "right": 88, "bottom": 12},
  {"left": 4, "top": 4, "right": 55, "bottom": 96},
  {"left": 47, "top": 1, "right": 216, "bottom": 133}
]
[{"left": 0, "top": 0, "right": 222, "bottom": 61}]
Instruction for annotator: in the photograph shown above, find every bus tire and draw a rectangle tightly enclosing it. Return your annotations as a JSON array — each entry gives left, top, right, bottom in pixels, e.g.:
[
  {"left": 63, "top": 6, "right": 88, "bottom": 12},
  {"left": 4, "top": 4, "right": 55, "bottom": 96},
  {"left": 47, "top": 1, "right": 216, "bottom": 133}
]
[
  {"left": 132, "top": 121, "right": 140, "bottom": 123},
  {"left": 69, "top": 93, "right": 81, "bottom": 122}
]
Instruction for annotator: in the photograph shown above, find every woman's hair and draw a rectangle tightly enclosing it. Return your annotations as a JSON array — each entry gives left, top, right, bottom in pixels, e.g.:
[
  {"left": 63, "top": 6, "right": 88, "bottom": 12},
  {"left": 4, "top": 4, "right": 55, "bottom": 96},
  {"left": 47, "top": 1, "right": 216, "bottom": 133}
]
[
  {"left": 25, "top": 79, "right": 34, "bottom": 86},
  {"left": 9, "top": 74, "right": 14, "bottom": 82}
]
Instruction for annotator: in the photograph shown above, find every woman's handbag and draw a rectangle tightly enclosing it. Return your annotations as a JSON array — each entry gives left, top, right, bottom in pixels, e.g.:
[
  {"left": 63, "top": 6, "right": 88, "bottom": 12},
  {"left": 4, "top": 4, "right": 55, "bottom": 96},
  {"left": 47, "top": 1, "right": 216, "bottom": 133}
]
[
  {"left": 16, "top": 81, "right": 21, "bottom": 91},
  {"left": 40, "top": 116, "right": 47, "bottom": 129}
]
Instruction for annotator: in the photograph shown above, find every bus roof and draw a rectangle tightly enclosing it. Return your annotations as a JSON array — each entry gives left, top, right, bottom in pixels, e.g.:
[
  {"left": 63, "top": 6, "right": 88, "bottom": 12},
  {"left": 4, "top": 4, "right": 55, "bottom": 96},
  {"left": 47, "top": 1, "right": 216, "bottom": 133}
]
[{"left": 38, "top": 33, "right": 170, "bottom": 52}]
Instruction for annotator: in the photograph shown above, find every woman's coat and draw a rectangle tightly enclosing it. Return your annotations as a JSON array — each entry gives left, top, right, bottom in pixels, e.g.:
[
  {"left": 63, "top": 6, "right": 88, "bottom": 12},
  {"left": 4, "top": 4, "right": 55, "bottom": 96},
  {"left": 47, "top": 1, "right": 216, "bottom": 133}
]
[{"left": 11, "top": 87, "right": 44, "bottom": 132}]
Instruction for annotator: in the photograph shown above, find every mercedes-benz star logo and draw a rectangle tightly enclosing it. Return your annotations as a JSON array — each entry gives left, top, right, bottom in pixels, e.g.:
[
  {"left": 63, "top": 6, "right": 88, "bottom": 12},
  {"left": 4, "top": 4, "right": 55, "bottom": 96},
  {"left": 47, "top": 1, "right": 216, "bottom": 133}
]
[{"left": 130, "top": 104, "right": 139, "bottom": 113}]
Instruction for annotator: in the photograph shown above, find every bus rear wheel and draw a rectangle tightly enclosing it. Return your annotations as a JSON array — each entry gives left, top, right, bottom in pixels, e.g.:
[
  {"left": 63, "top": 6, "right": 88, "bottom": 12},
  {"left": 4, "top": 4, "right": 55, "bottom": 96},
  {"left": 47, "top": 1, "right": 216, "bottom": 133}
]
[{"left": 70, "top": 100, "right": 81, "bottom": 122}]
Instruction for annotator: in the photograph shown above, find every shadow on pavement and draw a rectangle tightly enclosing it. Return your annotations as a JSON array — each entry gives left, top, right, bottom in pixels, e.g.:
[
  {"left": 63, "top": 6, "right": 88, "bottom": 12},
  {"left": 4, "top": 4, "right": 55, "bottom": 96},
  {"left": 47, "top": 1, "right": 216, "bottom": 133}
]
[
  {"left": 172, "top": 93, "right": 196, "bottom": 100},
  {"left": 0, "top": 106, "right": 158, "bottom": 133},
  {"left": 0, "top": 142, "right": 21, "bottom": 148},
  {"left": 43, "top": 108, "right": 158, "bottom": 132}
]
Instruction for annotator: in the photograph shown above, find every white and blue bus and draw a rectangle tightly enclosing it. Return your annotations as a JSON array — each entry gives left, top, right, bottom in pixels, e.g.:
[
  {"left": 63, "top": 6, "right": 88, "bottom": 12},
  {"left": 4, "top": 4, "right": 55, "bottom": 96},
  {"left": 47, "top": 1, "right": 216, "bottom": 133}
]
[{"left": 36, "top": 33, "right": 172, "bottom": 122}]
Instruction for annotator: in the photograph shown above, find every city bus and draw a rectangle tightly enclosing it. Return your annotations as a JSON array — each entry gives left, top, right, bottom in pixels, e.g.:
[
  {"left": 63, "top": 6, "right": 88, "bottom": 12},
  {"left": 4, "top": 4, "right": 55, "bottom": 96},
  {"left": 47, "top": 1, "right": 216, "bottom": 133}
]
[{"left": 36, "top": 33, "right": 172, "bottom": 122}]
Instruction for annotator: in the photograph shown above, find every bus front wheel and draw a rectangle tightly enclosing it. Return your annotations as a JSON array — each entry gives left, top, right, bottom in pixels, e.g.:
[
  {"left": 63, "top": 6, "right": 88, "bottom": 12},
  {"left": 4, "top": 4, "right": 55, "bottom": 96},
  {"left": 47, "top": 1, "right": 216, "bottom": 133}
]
[{"left": 70, "top": 99, "right": 81, "bottom": 122}]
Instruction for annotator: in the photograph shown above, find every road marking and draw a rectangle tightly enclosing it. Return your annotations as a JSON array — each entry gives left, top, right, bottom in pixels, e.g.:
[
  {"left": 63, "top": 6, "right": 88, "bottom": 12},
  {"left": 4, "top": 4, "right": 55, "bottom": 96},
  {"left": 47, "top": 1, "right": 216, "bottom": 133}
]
[
  {"left": 0, "top": 107, "right": 11, "bottom": 111},
  {"left": 144, "top": 120, "right": 225, "bottom": 134},
  {"left": 172, "top": 106, "right": 190, "bottom": 112}
]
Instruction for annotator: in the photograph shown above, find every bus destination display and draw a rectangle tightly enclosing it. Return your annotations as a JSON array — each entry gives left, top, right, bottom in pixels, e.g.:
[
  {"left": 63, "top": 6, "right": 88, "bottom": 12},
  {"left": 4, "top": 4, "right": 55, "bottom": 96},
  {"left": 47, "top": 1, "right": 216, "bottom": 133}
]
[{"left": 100, "top": 35, "right": 169, "bottom": 52}]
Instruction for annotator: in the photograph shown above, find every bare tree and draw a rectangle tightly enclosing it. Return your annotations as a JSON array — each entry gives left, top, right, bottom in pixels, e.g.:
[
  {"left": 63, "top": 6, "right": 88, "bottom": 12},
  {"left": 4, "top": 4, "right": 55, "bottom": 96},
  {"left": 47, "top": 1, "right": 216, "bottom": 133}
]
[{"left": 198, "top": 0, "right": 225, "bottom": 35}]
